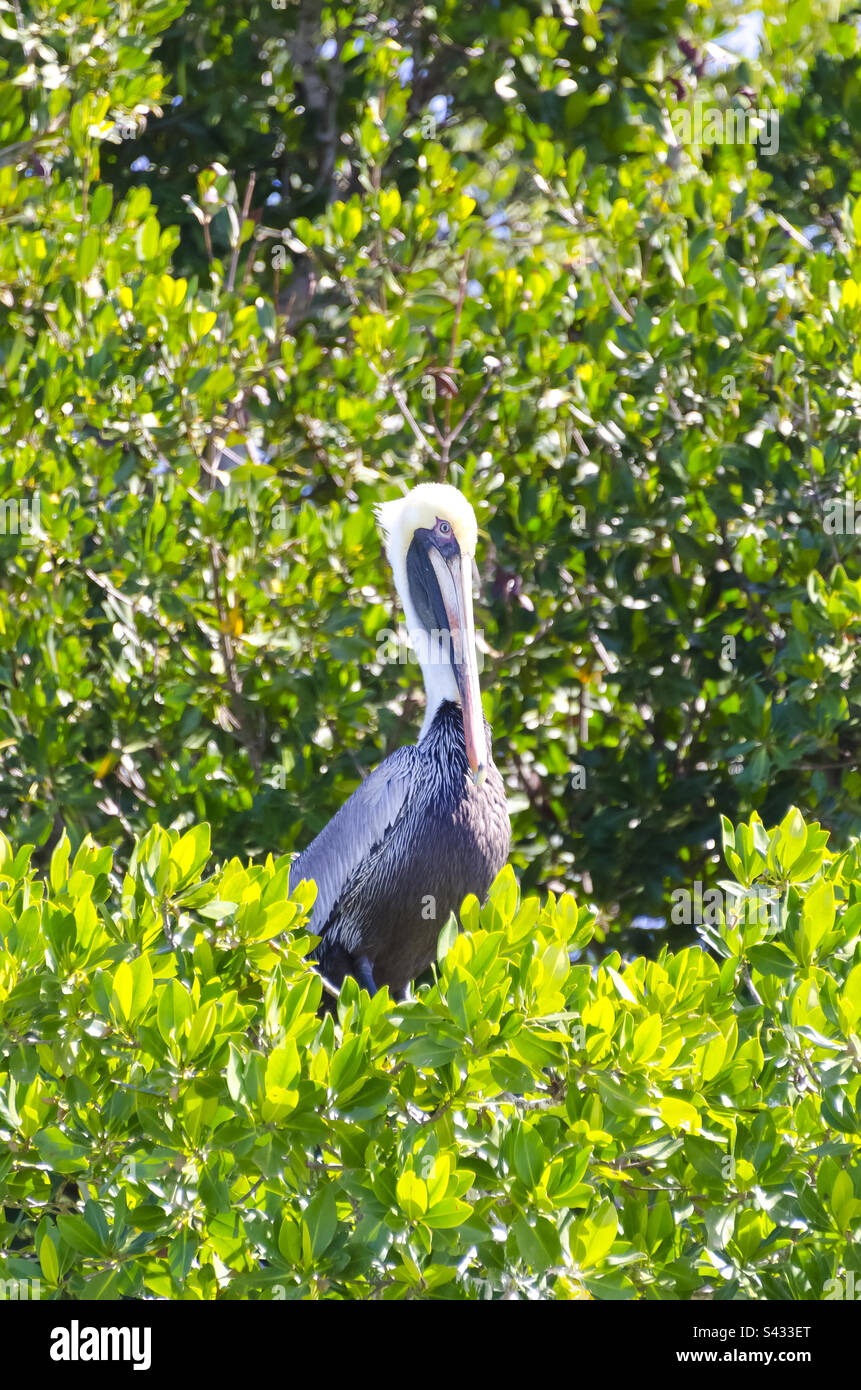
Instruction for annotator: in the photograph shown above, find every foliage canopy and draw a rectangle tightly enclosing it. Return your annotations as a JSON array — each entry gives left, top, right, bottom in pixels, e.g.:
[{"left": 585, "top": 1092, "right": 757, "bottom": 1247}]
[
  {"left": 1, "top": 0, "right": 860, "bottom": 1304},
  {"left": 1, "top": 1, "right": 860, "bottom": 951},
  {"left": 1, "top": 808, "right": 859, "bottom": 1299}
]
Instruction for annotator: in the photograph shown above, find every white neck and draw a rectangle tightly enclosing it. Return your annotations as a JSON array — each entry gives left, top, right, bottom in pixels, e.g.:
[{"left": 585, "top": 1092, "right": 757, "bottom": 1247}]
[
  {"left": 412, "top": 632, "right": 459, "bottom": 738},
  {"left": 394, "top": 579, "right": 459, "bottom": 740}
]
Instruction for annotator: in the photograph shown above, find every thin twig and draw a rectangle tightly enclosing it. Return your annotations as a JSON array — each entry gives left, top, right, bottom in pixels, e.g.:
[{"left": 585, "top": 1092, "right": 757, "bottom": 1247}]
[
  {"left": 446, "top": 369, "right": 499, "bottom": 450},
  {"left": 368, "top": 361, "right": 439, "bottom": 459},
  {"left": 227, "top": 172, "right": 256, "bottom": 294}
]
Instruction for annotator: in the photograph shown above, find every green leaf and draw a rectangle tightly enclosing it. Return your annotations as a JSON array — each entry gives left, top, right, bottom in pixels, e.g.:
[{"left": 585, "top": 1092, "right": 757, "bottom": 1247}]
[
  {"left": 795, "top": 879, "right": 835, "bottom": 965},
  {"left": 157, "top": 979, "right": 193, "bottom": 1042},
  {"left": 829, "top": 1169, "right": 856, "bottom": 1230},
  {"left": 631, "top": 1014, "right": 662, "bottom": 1064},
  {"left": 50, "top": 832, "right": 71, "bottom": 893},
  {"left": 33, "top": 1127, "right": 89, "bottom": 1173},
  {"left": 574, "top": 1199, "right": 618, "bottom": 1269},
  {"left": 772, "top": 806, "right": 807, "bottom": 874},
  {"left": 748, "top": 943, "right": 797, "bottom": 978},
  {"left": 303, "top": 1185, "right": 338, "bottom": 1259},
  {"left": 57, "top": 1212, "right": 105, "bottom": 1257},
  {"left": 111, "top": 954, "right": 153, "bottom": 1023},
  {"left": 170, "top": 823, "right": 211, "bottom": 883},
  {"left": 512, "top": 1123, "right": 546, "bottom": 1188},
  {"left": 89, "top": 183, "right": 113, "bottom": 226},
  {"left": 396, "top": 1171, "right": 428, "bottom": 1221},
  {"left": 185, "top": 1000, "right": 217, "bottom": 1058},
  {"left": 436, "top": 912, "right": 458, "bottom": 964},
  {"left": 138, "top": 215, "right": 160, "bottom": 259},
  {"left": 39, "top": 1232, "right": 60, "bottom": 1285}
]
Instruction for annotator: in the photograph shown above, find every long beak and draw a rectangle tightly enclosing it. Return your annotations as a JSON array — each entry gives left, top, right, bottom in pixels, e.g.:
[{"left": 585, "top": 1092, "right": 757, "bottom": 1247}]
[{"left": 427, "top": 547, "right": 488, "bottom": 785}]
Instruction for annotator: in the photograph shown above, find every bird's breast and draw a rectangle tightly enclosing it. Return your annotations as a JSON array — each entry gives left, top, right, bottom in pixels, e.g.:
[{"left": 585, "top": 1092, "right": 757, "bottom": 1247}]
[{"left": 345, "top": 730, "right": 509, "bottom": 993}]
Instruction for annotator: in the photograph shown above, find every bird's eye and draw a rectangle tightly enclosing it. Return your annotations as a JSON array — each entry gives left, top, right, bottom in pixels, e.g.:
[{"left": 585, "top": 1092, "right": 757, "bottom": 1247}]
[{"left": 438, "top": 519, "right": 451, "bottom": 536}]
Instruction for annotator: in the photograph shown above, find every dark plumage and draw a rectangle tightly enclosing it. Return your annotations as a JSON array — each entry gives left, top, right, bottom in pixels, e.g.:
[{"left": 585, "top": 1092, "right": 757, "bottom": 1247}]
[
  {"left": 291, "top": 701, "right": 510, "bottom": 995},
  {"left": 288, "top": 482, "right": 511, "bottom": 999}
]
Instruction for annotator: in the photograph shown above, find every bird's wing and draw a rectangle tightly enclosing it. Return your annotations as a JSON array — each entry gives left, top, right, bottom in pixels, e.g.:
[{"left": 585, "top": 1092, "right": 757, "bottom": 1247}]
[{"left": 288, "top": 743, "right": 417, "bottom": 934}]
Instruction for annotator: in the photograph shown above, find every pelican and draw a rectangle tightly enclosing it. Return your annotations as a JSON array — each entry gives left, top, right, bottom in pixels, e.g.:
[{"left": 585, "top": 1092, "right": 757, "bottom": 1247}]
[{"left": 289, "top": 483, "right": 510, "bottom": 998}]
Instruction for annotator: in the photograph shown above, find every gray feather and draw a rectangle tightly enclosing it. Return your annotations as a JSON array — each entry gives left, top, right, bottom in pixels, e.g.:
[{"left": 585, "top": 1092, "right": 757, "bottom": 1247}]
[
  {"left": 288, "top": 743, "right": 416, "bottom": 934},
  {"left": 289, "top": 702, "right": 510, "bottom": 996}
]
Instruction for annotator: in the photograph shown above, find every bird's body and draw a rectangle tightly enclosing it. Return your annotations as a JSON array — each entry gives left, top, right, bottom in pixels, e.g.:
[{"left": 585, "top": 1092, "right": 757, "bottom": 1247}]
[
  {"left": 289, "top": 482, "right": 510, "bottom": 997},
  {"left": 291, "top": 701, "right": 509, "bottom": 994}
]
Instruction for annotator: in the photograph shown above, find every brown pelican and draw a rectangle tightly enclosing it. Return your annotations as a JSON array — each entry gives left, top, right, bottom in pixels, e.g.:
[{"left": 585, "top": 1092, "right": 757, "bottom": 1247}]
[{"left": 289, "top": 483, "right": 510, "bottom": 998}]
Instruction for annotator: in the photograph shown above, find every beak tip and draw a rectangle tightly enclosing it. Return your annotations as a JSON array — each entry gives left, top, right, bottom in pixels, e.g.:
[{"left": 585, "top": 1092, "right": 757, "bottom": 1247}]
[{"left": 471, "top": 762, "right": 487, "bottom": 788}]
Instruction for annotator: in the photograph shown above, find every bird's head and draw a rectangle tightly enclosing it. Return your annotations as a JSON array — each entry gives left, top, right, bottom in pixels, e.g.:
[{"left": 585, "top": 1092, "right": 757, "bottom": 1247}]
[{"left": 376, "top": 483, "right": 487, "bottom": 784}]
